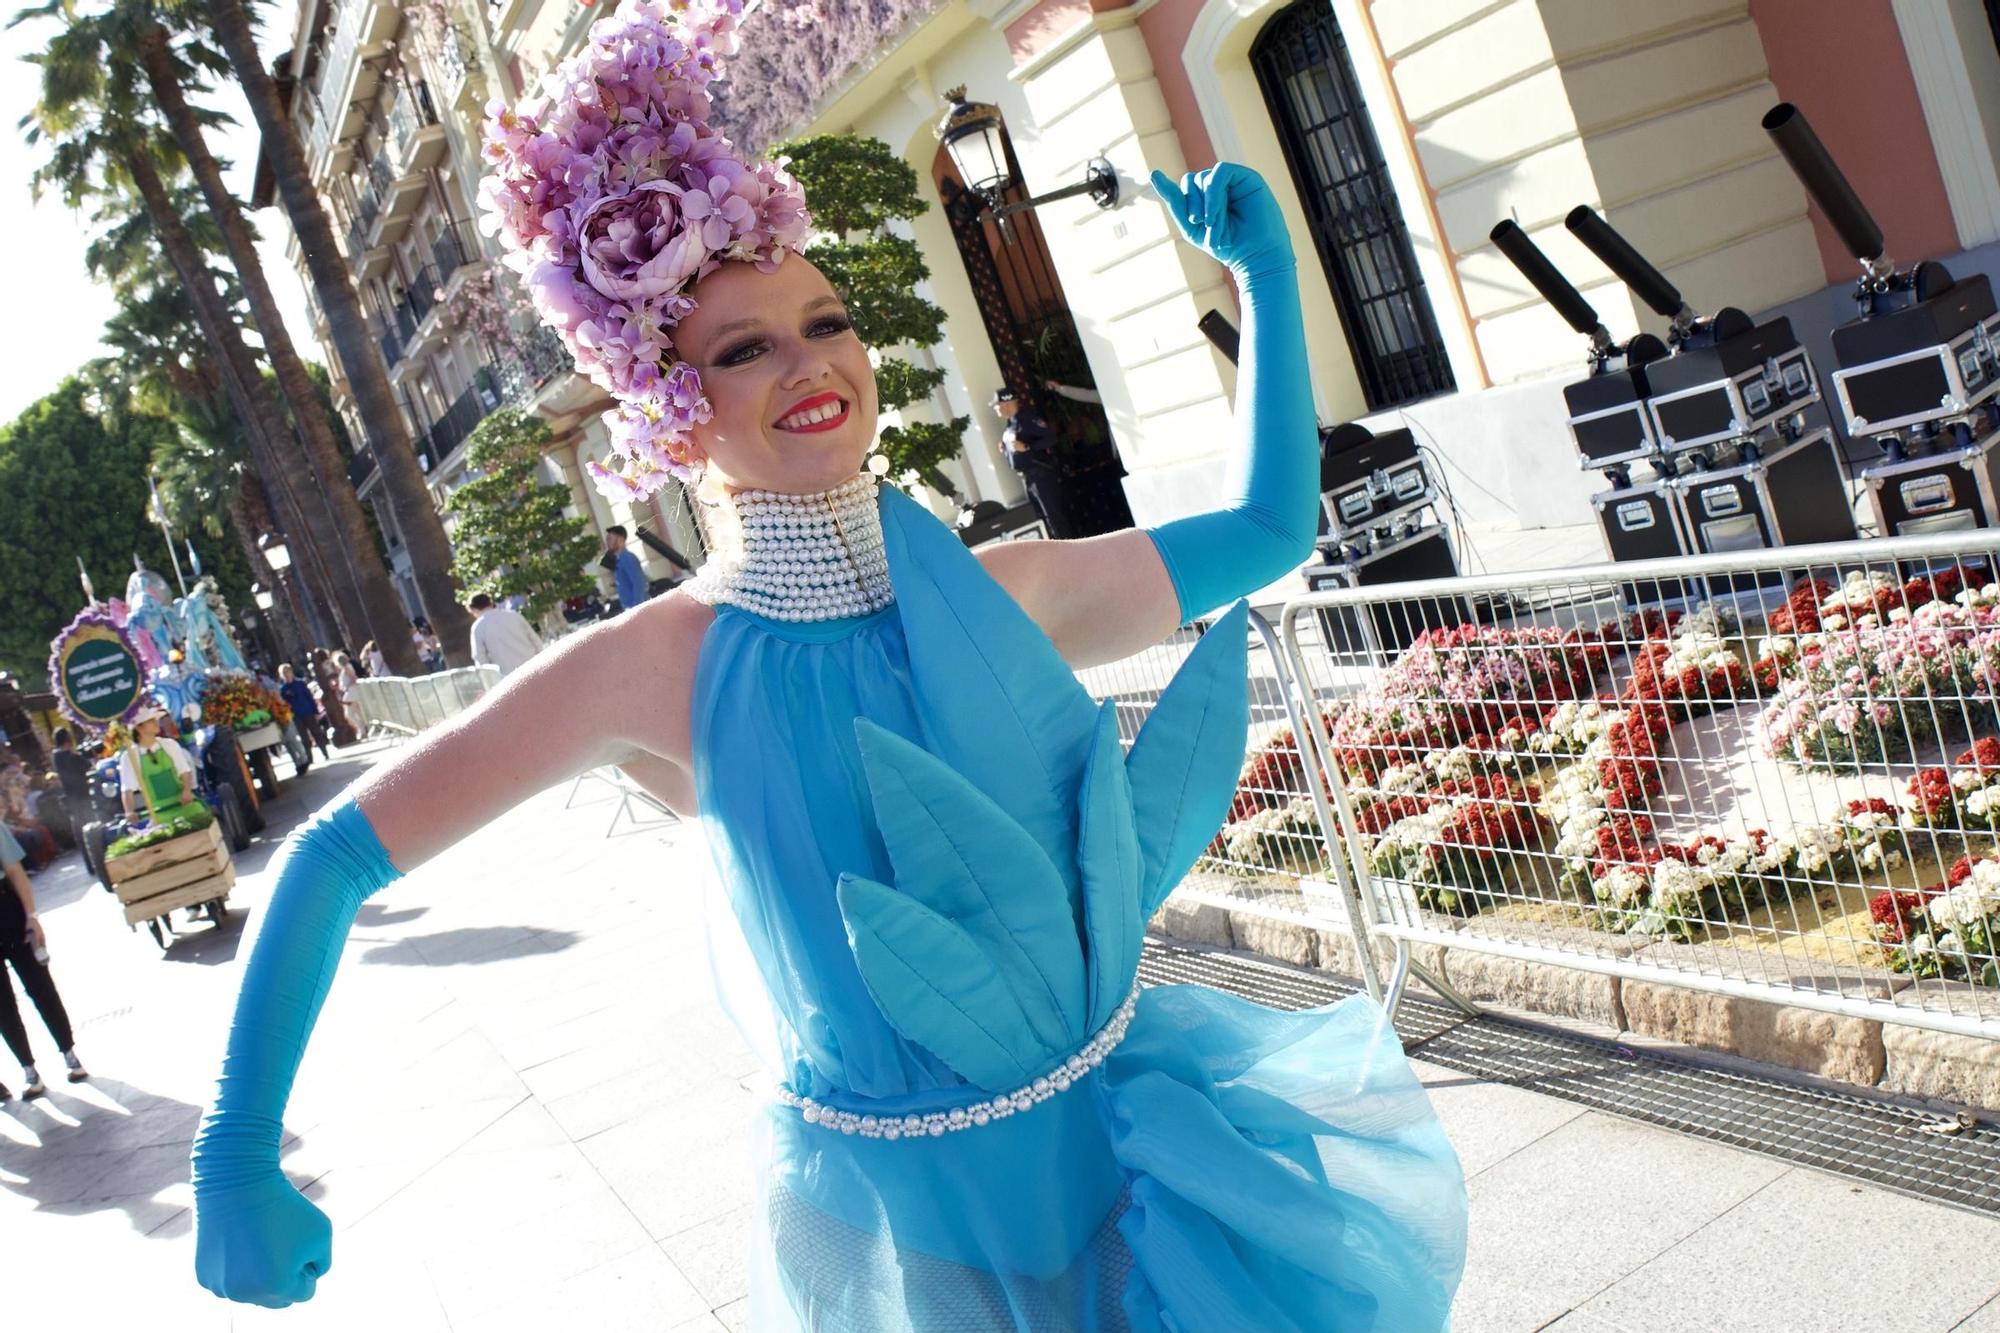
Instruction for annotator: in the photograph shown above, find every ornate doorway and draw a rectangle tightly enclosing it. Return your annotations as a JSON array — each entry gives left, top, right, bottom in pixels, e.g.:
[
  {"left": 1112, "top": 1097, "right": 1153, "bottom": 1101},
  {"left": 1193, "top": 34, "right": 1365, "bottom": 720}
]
[
  {"left": 1252, "top": 0, "right": 1454, "bottom": 409},
  {"left": 935, "top": 148, "right": 1133, "bottom": 538}
]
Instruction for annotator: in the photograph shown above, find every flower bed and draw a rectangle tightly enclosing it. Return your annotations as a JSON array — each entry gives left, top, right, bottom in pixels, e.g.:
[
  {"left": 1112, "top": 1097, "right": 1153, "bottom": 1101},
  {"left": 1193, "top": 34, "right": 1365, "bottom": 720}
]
[
  {"left": 1872, "top": 852, "right": 2000, "bottom": 987},
  {"left": 1191, "top": 573, "right": 2000, "bottom": 985},
  {"left": 1754, "top": 572, "right": 1997, "bottom": 772}
]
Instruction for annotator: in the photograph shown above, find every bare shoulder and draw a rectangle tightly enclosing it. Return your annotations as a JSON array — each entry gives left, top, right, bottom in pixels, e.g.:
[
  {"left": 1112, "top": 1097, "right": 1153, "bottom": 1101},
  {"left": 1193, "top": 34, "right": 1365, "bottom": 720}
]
[{"left": 583, "top": 589, "right": 715, "bottom": 762}]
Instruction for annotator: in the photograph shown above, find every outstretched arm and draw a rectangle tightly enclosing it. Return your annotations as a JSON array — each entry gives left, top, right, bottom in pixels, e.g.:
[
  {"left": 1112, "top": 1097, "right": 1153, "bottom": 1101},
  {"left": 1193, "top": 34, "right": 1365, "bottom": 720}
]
[
  {"left": 191, "top": 598, "right": 705, "bottom": 1308},
  {"left": 980, "top": 163, "right": 1319, "bottom": 666}
]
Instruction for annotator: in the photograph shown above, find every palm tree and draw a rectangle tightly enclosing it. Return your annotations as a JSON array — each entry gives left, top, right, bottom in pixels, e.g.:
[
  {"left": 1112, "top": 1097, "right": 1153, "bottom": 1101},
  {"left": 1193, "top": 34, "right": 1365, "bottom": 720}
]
[
  {"left": 204, "top": 0, "right": 474, "bottom": 665},
  {"left": 88, "top": 279, "right": 325, "bottom": 660},
  {"left": 85, "top": 197, "right": 354, "bottom": 651},
  {"left": 15, "top": 0, "right": 432, "bottom": 673}
]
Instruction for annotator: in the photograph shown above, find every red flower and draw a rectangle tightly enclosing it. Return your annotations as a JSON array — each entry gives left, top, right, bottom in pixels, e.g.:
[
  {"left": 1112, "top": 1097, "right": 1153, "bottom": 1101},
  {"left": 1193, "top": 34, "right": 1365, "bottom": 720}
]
[
  {"left": 1869, "top": 888, "right": 1933, "bottom": 944},
  {"left": 1954, "top": 737, "right": 2000, "bottom": 772},
  {"left": 1907, "top": 767, "right": 1955, "bottom": 820}
]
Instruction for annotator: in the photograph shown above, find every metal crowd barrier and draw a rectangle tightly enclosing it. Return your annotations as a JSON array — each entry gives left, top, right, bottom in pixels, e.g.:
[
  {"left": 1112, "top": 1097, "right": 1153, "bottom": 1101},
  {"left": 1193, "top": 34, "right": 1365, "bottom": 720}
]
[
  {"left": 1250, "top": 528, "right": 2000, "bottom": 1041},
  {"left": 346, "top": 665, "right": 500, "bottom": 738}
]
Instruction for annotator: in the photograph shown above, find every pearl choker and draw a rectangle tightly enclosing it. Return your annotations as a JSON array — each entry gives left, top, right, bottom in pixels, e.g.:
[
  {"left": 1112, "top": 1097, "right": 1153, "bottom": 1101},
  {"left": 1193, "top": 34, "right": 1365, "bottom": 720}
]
[{"left": 687, "top": 475, "right": 895, "bottom": 621}]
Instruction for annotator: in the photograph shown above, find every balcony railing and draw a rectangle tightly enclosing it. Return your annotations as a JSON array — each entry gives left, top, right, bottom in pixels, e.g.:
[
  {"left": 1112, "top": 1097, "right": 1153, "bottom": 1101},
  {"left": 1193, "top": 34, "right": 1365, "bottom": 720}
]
[
  {"left": 431, "top": 22, "right": 468, "bottom": 93},
  {"left": 493, "top": 324, "right": 572, "bottom": 403},
  {"left": 347, "top": 448, "right": 378, "bottom": 490},
  {"left": 374, "top": 317, "right": 404, "bottom": 367},
  {"left": 387, "top": 79, "right": 439, "bottom": 156},
  {"left": 417, "top": 373, "right": 500, "bottom": 472},
  {"left": 431, "top": 217, "right": 480, "bottom": 282}
]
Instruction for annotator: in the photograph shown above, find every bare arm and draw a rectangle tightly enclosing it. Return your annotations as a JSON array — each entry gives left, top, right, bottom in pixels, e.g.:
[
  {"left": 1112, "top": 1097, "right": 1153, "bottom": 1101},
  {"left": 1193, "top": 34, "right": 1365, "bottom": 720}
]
[
  {"left": 978, "top": 530, "right": 1182, "bottom": 669},
  {"left": 355, "top": 592, "right": 710, "bottom": 871}
]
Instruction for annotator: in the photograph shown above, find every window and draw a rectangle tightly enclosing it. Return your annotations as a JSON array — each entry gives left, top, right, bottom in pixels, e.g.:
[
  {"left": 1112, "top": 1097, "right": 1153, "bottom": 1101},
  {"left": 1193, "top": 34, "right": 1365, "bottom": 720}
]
[{"left": 1251, "top": 0, "right": 1455, "bottom": 408}]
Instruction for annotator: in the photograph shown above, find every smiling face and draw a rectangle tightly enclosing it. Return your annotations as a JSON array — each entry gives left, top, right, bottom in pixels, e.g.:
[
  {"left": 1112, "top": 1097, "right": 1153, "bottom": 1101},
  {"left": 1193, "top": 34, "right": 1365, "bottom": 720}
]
[{"left": 675, "top": 256, "right": 877, "bottom": 496}]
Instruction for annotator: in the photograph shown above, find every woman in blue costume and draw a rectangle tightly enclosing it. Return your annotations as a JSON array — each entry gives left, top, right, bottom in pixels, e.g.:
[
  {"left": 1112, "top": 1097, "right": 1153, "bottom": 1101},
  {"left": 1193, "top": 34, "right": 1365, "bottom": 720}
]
[{"left": 190, "top": 12, "right": 1466, "bottom": 1326}]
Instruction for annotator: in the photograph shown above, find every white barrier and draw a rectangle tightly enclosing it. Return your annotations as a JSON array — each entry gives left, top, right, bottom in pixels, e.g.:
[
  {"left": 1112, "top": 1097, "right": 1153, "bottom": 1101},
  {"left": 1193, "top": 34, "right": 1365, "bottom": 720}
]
[{"left": 346, "top": 665, "right": 500, "bottom": 738}]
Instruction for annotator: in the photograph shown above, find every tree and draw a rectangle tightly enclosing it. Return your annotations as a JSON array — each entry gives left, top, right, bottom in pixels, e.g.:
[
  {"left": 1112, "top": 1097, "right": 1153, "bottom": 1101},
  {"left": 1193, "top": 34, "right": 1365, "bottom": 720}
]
[
  {"left": 772, "top": 134, "right": 970, "bottom": 498},
  {"left": 0, "top": 382, "right": 178, "bottom": 687},
  {"left": 442, "top": 410, "right": 598, "bottom": 623},
  {"left": 83, "top": 214, "right": 343, "bottom": 654},
  {"left": 14, "top": 3, "right": 379, "bottom": 655},
  {"left": 129, "top": 10, "right": 425, "bottom": 672},
  {"left": 204, "top": 0, "right": 474, "bottom": 665}
]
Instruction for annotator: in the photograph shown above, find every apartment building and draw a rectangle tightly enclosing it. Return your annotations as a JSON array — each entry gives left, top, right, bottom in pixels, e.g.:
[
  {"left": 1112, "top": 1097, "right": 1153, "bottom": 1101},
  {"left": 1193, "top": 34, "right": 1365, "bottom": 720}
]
[{"left": 267, "top": 0, "right": 711, "bottom": 610}]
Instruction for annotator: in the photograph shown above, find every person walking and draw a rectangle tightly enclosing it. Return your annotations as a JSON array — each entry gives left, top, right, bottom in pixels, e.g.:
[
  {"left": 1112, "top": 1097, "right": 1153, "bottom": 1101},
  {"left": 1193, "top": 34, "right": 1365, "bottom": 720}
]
[
  {"left": 466, "top": 593, "right": 545, "bottom": 680},
  {"left": 604, "top": 525, "right": 651, "bottom": 611},
  {"left": 277, "top": 666, "right": 330, "bottom": 761},
  {"left": 360, "top": 641, "right": 390, "bottom": 678},
  {"left": 410, "top": 621, "right": 445, "bottom": 674},
  {"left": 0, "top": 822, "right": 89, "bottom": 1100},
  {"left": 48, "top": 729, "right": 94, "bottom": 845},
  {"left": 333, "top": 653, "right": 365, "bottom": 738},
  {"left": 310, "top": 651, "right": 358, "bottom": 748}
]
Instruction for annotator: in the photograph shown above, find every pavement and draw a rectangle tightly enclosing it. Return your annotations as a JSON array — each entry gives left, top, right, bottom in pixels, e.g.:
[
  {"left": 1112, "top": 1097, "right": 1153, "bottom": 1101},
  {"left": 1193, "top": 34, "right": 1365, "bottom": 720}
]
[{"left": 4, "top": 737, "right": 1999, "bottom": 1331}]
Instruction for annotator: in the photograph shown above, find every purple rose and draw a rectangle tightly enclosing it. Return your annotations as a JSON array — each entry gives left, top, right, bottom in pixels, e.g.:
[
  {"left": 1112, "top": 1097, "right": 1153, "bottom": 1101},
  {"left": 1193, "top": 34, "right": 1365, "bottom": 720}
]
[{"left": 576, "top": 180, "right": 710, "bottom": 302}]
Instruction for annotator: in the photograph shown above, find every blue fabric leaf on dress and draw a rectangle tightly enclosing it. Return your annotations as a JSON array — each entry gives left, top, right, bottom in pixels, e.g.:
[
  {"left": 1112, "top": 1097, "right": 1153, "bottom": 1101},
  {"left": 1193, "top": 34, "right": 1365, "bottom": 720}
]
[
  {"left": 1125, "top": 601, "right": 1252, "bottom": 915},
  {"left": 879, "top": 488, "right": 1101, "bottom": 896},
  {"left": 852, "top": 717, "right": 1086, "bottom": 1051},
  {"left": 1076, "top": 702, "right": 1141, "bottom": 1031},
  {"left": 834, "top": 873, "right": 1048, "bottom": 1089}
]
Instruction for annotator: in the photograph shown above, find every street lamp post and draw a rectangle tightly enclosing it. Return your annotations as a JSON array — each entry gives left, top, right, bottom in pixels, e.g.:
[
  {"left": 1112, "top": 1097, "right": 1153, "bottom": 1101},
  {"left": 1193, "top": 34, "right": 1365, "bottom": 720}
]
[
  {"left": 257, "top": 534, "right": 313, "bottom": 663},
  {"left": 934, "top": 87, "right": 1119, "bottom": 225}
]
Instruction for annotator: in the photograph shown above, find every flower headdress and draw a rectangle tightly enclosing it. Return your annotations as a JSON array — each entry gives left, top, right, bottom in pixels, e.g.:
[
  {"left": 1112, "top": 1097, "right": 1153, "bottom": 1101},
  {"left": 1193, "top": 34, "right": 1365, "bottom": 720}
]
[{"left": 479, "top": 0, "right": 812, "bottom": 501}]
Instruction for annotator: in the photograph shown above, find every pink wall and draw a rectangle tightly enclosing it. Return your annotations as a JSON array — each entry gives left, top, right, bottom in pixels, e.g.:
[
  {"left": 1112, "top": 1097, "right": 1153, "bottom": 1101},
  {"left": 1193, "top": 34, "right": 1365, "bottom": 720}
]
[
  {"left": 1135, "top": 0, "right": 1219, "bottom": 176},
  {"left": 1748, "top": 0, "right": 1958, "bottom": 281},
  {"left": 1004, "top": 0, "right": 1093, "bottom": 63}
]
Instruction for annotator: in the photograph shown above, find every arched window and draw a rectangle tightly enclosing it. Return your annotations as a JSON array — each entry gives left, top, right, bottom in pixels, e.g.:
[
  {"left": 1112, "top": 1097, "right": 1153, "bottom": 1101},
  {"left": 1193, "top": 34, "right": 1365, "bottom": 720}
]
[{"left": 1252, "top": 0, "right": 1454, "bottom": 408}]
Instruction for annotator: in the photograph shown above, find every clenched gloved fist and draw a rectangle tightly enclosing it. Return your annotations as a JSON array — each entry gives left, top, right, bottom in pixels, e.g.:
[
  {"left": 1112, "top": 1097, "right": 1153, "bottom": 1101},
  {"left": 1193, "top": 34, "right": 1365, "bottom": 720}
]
[
  {"left": 193, "top": 1162, "right": 334, "bottom": 1308},
  {"left": 1150, "top": 163, "right": 1295, "bottom": 282}
]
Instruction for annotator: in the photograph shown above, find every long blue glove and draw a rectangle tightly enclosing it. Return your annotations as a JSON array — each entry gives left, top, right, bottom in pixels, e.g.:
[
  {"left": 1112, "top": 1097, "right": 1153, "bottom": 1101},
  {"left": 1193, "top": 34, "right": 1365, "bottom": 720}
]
[
  {"left": 190, "top": 800, "right": 400, "bottom": 1307},
  {"left": 1144, "top": 164, "right": 1320, "bottom": 623}
]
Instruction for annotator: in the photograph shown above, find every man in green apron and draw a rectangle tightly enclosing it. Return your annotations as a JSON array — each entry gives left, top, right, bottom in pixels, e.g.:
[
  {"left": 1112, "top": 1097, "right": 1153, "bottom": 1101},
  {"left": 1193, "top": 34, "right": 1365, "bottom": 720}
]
[{"left": 115, "top": 702, "right": 202, "bottom": 826}]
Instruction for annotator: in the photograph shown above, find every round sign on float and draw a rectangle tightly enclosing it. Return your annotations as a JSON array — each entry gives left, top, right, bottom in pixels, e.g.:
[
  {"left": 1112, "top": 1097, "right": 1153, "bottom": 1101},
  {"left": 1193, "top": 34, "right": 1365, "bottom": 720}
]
[{"left": 58, "top": 626, "right": 143, "bottom": 723}]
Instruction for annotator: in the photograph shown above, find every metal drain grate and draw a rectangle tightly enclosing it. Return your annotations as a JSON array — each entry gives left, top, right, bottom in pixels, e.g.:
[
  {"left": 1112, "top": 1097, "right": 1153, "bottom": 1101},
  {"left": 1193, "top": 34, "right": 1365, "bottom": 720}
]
[{"left": 1139, "top": 939, "right": 2000, "bottom": 1218}]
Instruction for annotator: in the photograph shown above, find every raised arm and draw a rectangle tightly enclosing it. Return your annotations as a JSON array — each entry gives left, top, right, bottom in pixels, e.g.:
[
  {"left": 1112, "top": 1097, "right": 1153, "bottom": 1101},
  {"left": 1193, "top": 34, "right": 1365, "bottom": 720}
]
[
  {"left": 191, "top": 596, "right": 706, "bottom": 1308},
  {"left": 980, "top": 163, "right": 1318, "bottom": 666}
]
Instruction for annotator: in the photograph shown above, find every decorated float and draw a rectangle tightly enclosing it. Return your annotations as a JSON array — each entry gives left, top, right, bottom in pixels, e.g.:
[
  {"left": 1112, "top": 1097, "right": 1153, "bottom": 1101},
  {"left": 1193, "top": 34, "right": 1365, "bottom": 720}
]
[{"left": 47, "top": 568, "right": 286, "bottom": 948}]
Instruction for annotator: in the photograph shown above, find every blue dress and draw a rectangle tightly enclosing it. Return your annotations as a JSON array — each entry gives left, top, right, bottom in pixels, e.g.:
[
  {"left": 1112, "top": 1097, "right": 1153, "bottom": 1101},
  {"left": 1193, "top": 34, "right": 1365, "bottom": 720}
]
[{"left": 691, "top": 487, "right": 1466, "bottom": 1330}]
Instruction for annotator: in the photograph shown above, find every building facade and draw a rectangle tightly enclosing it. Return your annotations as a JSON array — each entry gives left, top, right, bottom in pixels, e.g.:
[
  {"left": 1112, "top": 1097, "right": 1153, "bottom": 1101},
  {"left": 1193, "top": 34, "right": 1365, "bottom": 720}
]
[
  {"left": 271, "top": 0, "right": 715, "bottom": 610},
  {"left": 712, "top": 0, "right": 2000, "bottom": 542},
  {"left": 273, "top": 0, "right": 2000, "bottom": 599}
]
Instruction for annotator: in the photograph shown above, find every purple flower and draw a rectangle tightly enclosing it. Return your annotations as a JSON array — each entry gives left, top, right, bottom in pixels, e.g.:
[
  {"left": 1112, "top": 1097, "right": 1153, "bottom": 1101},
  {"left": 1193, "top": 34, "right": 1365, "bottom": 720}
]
[{"left": 577, "top": 181, "right": 710, "bottom": 302}]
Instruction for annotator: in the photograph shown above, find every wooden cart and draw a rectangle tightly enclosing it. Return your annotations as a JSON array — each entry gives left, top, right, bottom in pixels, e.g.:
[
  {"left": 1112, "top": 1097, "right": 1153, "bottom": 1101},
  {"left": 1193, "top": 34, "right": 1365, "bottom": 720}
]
[
  {"left": 234, "top": 720, "right": 285, "bottom": 803},
  {"left": 104, "top": 821, "right": 235, "bottom": 949}
]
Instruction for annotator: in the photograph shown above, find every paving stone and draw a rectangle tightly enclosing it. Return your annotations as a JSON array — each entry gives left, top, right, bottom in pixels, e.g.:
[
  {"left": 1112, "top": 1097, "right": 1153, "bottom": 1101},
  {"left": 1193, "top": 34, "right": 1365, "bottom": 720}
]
[
  {"left": 1453, "top": 1113, "right": 1789, "bottom": 1333},
  {"left": 1577, "top": 1167, "right": 2000, "bottom": 1332},
  {"left": 1148, "top": 896, "right": 1233, "bottom": 948},
  {"left": 1407, "top": 1061, "right": 1588, "bottom": 1180},
  {"left": 1619, "top": 979, "right": 1886, "bottom": 1086},
  {"left": 659, "top": 1203, "right": 754, "bottom": 1307},
  {"left": 1439, "top": 946, "right": 1624, "bottom": 1028}
]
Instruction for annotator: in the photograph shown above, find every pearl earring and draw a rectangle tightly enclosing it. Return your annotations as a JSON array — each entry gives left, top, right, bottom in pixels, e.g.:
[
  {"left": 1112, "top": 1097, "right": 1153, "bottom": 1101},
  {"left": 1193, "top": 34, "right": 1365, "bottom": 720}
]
[{"left": 865, "top": 453, "right": 891, "bottom": 478}]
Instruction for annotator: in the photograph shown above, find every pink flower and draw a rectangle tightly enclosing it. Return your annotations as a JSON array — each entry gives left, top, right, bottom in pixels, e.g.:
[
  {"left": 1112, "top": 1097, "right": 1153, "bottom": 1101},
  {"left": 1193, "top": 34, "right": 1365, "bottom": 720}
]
[{"left": 577, "top": 181, "right": 711, "bottom": 302}]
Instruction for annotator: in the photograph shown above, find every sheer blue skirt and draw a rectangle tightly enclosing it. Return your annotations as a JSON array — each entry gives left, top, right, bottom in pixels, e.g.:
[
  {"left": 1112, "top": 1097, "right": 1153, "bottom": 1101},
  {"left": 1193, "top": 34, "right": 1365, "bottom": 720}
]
[{"left": 746, "top": 986, "right": 1466, "bottom": 1331}]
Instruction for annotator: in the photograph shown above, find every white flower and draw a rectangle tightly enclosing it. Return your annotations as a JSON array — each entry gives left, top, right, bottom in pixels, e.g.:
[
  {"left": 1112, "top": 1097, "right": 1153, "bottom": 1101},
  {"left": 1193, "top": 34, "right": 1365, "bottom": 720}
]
[
  {"left": 1650, "top": 859, "right": 1708, "bottom": 912},
  {"left": 1967, "top": 787, "right": 2000, "bottom": 819},
  {"left": 1595, "top": 866, "right": 1649, "bottom": 908},
  {"left": 1907, "top": 932, "right": 1937, "bottom": 957},
  {"left": 1928, "top": 879, "right": 2000, "bottom": 931}
]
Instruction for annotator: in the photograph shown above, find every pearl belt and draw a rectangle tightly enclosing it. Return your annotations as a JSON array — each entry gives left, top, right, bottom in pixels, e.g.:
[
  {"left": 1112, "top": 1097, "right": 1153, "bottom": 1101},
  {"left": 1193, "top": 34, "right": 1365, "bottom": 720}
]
[{"left": 775, "top": 985, "right": 1141, "bottom": 1139}]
